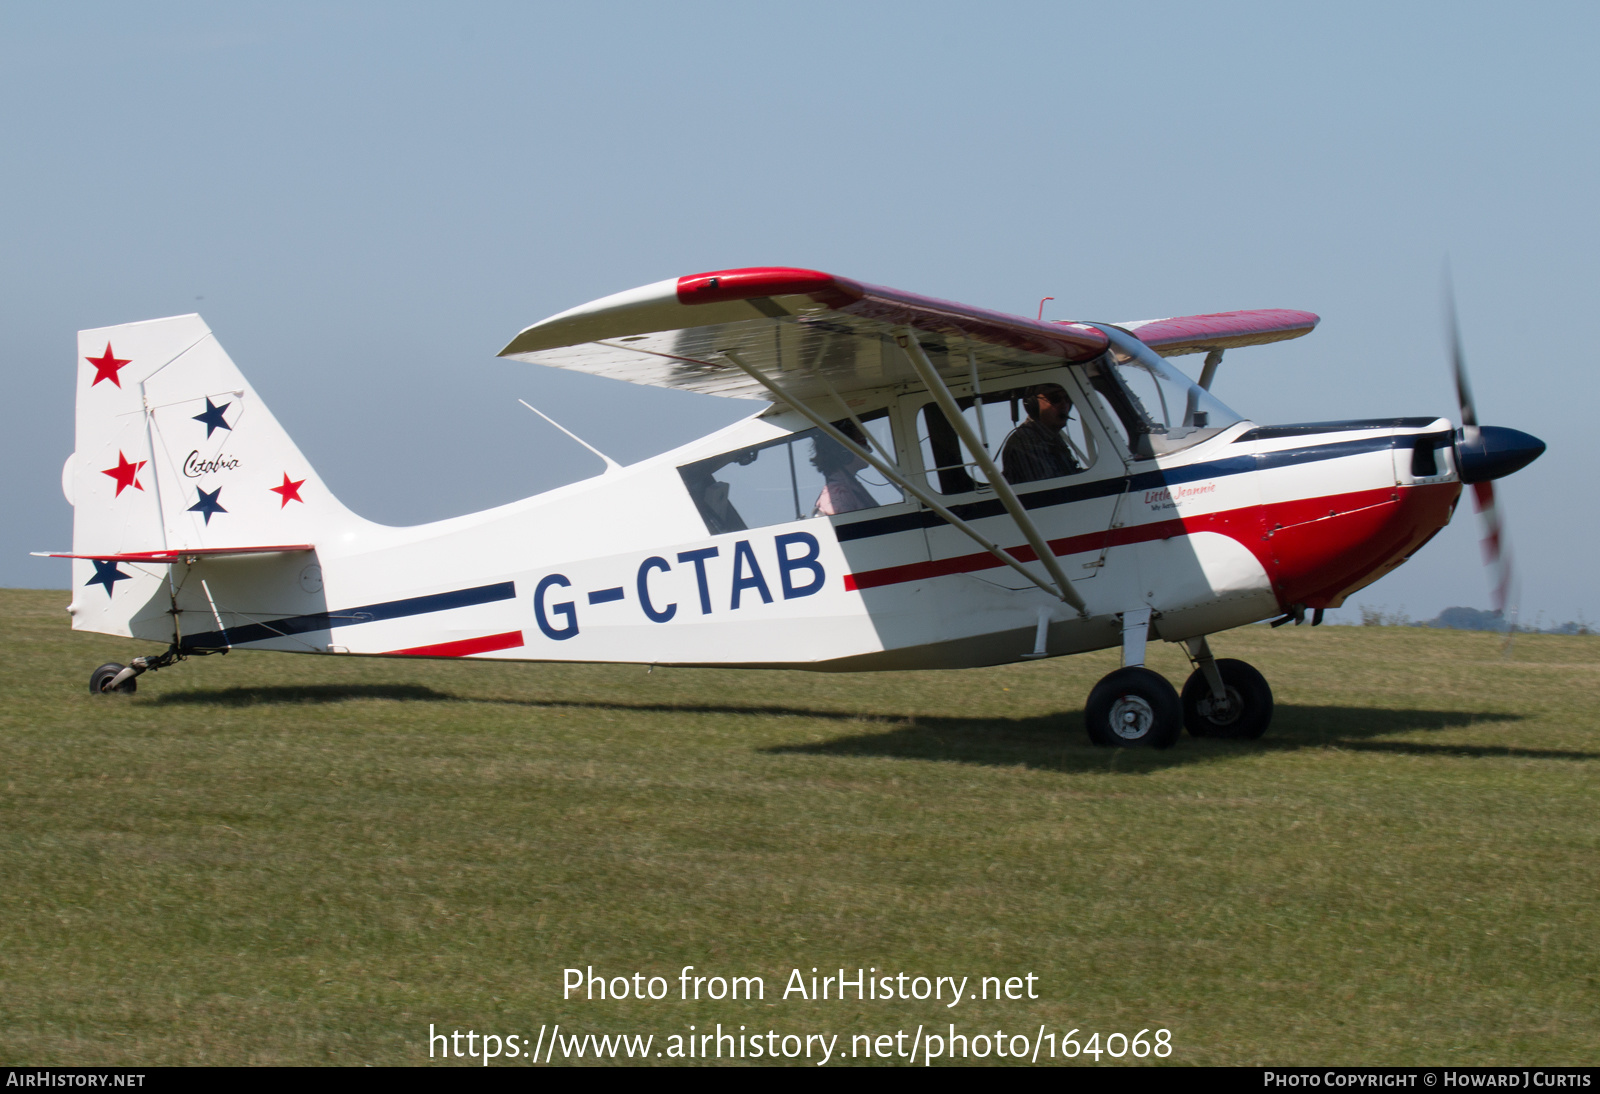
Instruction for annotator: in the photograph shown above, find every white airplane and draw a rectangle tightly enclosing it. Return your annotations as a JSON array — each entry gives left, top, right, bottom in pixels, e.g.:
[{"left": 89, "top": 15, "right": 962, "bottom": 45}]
[{"left": 45, "top": 266, "right": 1545, "bottom": 748}]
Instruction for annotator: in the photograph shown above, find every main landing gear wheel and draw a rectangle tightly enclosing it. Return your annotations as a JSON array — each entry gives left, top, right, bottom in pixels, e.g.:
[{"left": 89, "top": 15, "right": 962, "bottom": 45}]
[
  {"left": 89, "top": 663, "right": 136, "bottom": 695},
  {"left": 1085, "top": 667, "right": 1182, "bottom": 749},
  {"left": 1182, "top": 658, "right": 1272, "bottom": 739}
]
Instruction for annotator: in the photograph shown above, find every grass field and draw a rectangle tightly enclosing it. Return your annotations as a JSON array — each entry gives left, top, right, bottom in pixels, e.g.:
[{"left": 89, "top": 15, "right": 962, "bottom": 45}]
[{"left": 1, "top": 587, "right": 1596, "bottom": 1066}]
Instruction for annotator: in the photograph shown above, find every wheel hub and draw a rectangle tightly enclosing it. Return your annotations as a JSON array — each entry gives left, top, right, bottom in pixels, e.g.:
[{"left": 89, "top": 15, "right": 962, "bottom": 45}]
[
  {"left": 1197, "top": 686, "right": 1243, "bottom": 726},
  {"left": 1109, "top": 693, "right": 1155, "bottom": 740}
]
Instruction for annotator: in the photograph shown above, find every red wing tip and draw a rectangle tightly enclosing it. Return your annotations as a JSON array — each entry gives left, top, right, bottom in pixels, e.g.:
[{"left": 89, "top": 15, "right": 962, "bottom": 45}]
[
  {"left": 676, "top": 267, "right": 863, "bottom": 307},
  {"left": 1127, "top": 309, "right": 1321, "bottom": 351}
]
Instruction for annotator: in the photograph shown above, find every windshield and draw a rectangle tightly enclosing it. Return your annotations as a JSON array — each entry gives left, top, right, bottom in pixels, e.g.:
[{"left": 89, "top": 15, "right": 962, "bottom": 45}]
[{"left": 1079, "top": 330, "right": 1244, "bottom": 458}]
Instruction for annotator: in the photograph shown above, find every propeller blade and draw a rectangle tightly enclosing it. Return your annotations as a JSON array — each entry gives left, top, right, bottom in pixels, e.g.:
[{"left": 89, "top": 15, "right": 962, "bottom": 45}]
[
  {"left": 1446, "top": 274, "right": 1480, "bottom": 445},
  {"left": 1446, "top": 273, "right": 1516, "bottom": 645},
  {"left": 1470, "top": 479, "right": 1512, "bottom": 617}
]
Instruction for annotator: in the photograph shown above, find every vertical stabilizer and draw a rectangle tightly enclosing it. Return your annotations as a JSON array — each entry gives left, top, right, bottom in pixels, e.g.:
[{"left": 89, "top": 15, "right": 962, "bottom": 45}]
[{"left": 65, "top": 314, "right": 361, "bottom": 637}]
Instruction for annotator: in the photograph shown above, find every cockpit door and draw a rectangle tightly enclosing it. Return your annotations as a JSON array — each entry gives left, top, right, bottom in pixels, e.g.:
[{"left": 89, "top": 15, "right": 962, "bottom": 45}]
[{"left": 902, "top": 369, "right": 1127, "bottom": 590}]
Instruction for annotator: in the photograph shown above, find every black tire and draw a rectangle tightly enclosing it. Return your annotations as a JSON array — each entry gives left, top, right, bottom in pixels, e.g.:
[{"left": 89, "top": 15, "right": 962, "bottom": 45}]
[
  {"left": 89, "top": 663, "right": 135, "bottom": 695},
  {"left": 1181, "top": 658, "right": 1272, "bottom": 739},
  {"left": 1085, "top": 667, "right": 1182, "bottom": 749}
]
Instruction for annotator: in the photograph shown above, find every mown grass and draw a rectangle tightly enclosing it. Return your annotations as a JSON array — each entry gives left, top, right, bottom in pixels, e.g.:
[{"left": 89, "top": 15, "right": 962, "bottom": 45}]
[{"left": 0, "top": 587, "right": 1596, "bottom": 1066}]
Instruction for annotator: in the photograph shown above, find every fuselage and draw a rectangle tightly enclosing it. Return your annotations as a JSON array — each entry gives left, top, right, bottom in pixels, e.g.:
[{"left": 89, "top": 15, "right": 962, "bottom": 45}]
[
  {"left": 63, "top": 298, "right": 1535, "bottom": 687},
  {"left": 138, "top": 406, "right": 1460, "bottom": 672}
]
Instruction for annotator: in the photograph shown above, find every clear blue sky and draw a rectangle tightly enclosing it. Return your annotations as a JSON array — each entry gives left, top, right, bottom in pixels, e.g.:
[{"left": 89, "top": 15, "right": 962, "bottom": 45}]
[{"left": 4, "top": 1, "right": 1594, "bottom": 626}]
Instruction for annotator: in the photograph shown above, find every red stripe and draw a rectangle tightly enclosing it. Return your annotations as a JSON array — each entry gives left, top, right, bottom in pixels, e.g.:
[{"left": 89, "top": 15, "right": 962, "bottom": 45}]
[
  {"left": 843, "top": 512, "right": 1224, "bottom": 592},
  {"left": 388, "top": 630, "right": 524, "bottom": 658},
  {"left": 840, "top": 486, "right": 1453, "bottom": 604}
]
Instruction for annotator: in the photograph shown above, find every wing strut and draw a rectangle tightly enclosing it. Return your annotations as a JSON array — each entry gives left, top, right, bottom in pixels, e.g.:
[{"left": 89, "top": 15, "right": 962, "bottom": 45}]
[
  {"left": 717, "top": 349, "right": 1077, "bottom": 605},
  {"left": 896, "top": 330, "right": 1089, "bottom": 615}
]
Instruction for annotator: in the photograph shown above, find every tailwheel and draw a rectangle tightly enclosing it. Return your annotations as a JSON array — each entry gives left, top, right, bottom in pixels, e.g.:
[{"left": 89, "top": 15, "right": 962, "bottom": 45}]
[
  {"left": 1181, "top": 658, "right": 1273, "bottom": 739},
  {"left": 1085, "top": 667, "right": 1182, "bottom": 749},
  {"left": 89, "top": 662, "right": 136, "bottom": 695},
  {"left": 86, "top": 645, "right": 199, "bottom": 696}
]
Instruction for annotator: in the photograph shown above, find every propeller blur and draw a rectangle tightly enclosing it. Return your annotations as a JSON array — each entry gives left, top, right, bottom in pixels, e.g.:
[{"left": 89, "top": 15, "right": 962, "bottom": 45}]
[{"left": 1446, "top": 281, "right": 1544, "bottom": 624}]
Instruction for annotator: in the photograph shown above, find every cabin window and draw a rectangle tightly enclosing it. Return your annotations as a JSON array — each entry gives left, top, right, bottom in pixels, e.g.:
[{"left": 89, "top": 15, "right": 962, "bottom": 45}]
[
  {"left": 917, "top": 383, "right": 1096, "bottom": 495},
  {"left": 678, "top": 410, "right": 900, "bottom": 535},
  {"left": 1080, "top": 348, "right": 1243, "bottom": 458}
]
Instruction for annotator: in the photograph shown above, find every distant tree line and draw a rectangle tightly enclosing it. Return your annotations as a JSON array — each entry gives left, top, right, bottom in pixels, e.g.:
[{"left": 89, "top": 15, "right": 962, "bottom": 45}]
[{"left": 1355, "top": 605, "right": 1594, "bottom": 635}]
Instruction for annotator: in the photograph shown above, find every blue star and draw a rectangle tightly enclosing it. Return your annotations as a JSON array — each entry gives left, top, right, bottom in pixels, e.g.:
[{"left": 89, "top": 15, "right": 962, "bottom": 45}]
[
  {"left": 85, "top": 558, "right": 131, "bottom": 597},
  {"left": 188, "top": 485, "right": 228, "bottom": 524},
  {"left": 192, "top": 397, "right": 232, "bottom": 438}
]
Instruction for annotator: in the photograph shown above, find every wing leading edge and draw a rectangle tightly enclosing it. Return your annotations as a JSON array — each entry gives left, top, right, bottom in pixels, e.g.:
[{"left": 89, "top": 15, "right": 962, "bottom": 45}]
[{"left": 497, "top": 267, "right": 1109, "bottom": 402}]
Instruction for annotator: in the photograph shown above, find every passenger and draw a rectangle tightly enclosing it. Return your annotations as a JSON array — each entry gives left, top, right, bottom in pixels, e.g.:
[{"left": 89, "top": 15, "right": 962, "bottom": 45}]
[
  {"left": 681, "top": 464, "right": 747, "bottom": 534},
  {"left": 812, "top": 422, "right": 879, "bottom": 516},
  {"left": 1001, "top": 383, "right": 1080, "bottom": 484}
]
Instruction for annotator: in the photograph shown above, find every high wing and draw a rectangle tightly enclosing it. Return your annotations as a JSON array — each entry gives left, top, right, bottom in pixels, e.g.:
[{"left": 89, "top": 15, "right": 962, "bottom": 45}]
[
  {"left": 1118, "top": 309, "right": 1320, "bottom": 356},
  {"left": 497, "top": 266, "right": 1320, "bottom": 401},
  {"left": 497, "top": 267, "right": 1109, "bottom": 402}
]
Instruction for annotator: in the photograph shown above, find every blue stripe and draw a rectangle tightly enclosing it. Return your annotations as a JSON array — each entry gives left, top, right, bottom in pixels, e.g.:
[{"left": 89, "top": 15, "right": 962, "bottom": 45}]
[
  {"left": 182, "top": 581, "right": 518, "bottom": 650},
  {"left": 587, "top": 587, "right": 626, "bottom": 604},
  {"left": 834, "top": 434, "right": 1399, "bottom": 543},
  {"left": 1235, "top": 417, "right": 1438, "bottom": 441}
]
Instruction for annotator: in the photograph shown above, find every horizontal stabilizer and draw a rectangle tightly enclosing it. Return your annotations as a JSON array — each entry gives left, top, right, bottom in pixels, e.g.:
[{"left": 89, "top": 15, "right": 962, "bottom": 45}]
[{"left": 38, "top": 544, "right": 313, "bottom": 563}]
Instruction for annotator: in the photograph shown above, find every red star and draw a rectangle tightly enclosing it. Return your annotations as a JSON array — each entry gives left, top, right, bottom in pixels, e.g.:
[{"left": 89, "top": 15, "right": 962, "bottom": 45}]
[
  {"left": 269, "top": 472, "right": 306, "bottom": 508},
  {"left": 86, "top": 343, "right": 131, "bottom": 388},
  {"left": 101, "top": 451, "right": 146, "bottom": 496}
]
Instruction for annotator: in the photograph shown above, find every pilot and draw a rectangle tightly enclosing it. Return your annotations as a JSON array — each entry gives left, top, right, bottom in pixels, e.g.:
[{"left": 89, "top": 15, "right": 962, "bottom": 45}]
[
  {"left": 1001, "top": 383, "right": 1081, "bottom": 484},
  {"left": 812, "top": 421, "right": 879, "bottom": 516}
]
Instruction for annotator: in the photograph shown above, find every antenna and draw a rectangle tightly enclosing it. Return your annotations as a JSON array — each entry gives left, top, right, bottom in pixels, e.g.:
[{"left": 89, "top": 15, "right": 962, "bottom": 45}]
[
  {"left": 1037, "top": 296, "right": 1055, "bottom": 322},
  {"left": 517, "top": 399, "right": 622, "bottom": 471}
]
